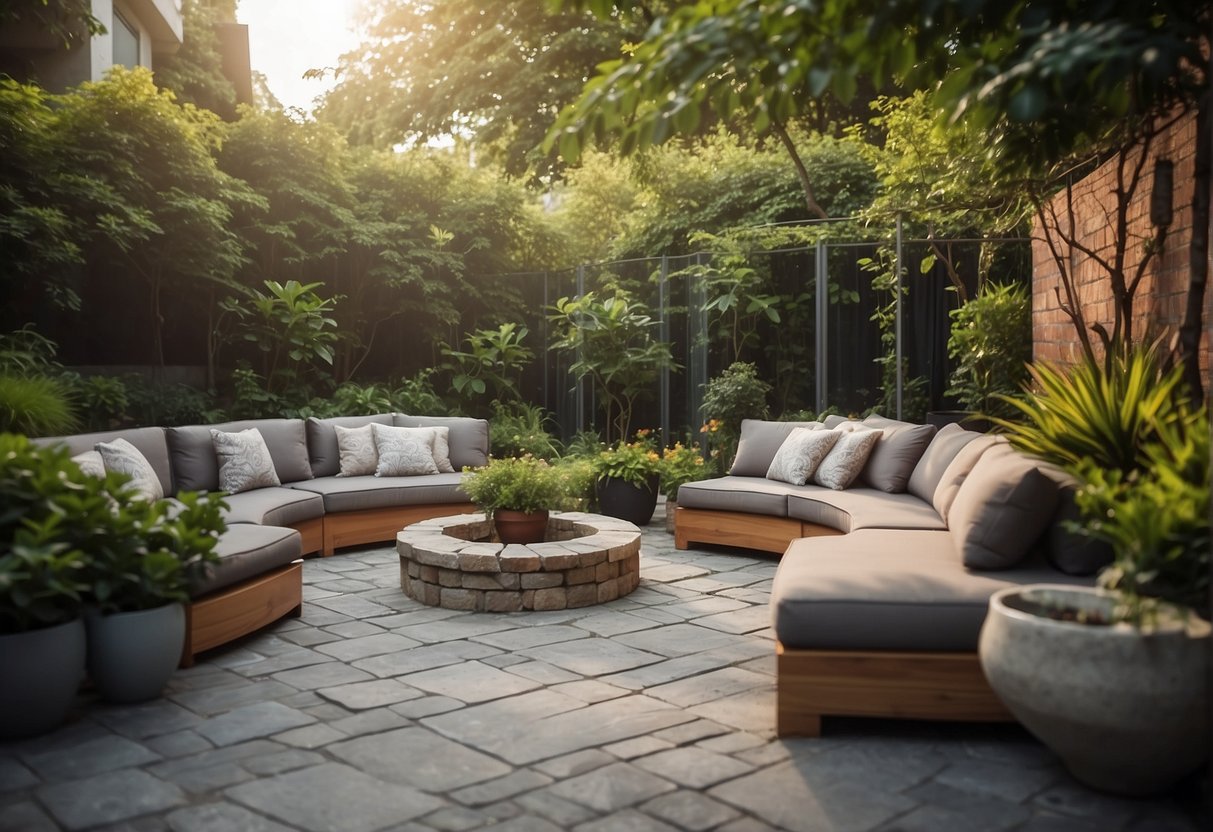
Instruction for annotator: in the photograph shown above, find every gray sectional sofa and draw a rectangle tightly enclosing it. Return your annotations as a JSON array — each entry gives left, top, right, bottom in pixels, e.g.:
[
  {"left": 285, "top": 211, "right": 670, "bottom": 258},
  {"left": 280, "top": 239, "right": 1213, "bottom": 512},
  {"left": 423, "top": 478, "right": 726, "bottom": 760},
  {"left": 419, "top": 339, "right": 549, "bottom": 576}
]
[
  {"left": 674, "top": 415, "right": 1106, "bottom": 737},
  {"left": 39, "top": 413, "right": 487, "bottom": 665}
]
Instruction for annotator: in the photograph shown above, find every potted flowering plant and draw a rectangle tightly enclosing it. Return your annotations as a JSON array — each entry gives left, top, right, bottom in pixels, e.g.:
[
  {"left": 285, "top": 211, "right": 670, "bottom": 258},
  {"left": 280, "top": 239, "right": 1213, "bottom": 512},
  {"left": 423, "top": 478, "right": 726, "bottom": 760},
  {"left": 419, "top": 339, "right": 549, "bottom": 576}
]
[
  {"left": 590, "top": 438, "right": 662, "bottom": 525},
  {"left": 461, "top": 456, "right": 567, "bottom": 543},
  {"left": 659, "top": 442, "right": 708, "bottom": 533}
]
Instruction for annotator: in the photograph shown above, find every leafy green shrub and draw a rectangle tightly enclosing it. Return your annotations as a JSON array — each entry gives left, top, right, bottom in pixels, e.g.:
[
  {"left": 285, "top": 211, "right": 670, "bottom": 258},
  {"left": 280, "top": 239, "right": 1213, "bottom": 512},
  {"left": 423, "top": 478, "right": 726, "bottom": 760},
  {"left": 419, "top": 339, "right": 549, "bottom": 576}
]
[
  {"left": 460, "top": 456, "right": 567, "bottom": 517},
  {"left": 125, "top": 377, "right": 217, "bottom": 426},
  {"left": 659, "top": 442, "right": 708, "bottom": 500},
  {"left": 590, "top": 441, "right": 662, "bottom": 487},
  {"left": 0, "top": 375, "right": 77, "bottom": 437},
  {"left": 391, "top": 370, "right": 447, "bottom": 416},
  {"left": 489, "top": 401, "right": 561, "bottom": 459},
  {"left": 701, "top": 361, "right": 771, "bottom": 466},
  {"left": 61, "top": 372, "right": 129, "bottom": 431},
  {"left": 946, "top": 282, "right": 1031, "bottom": 420},
  {"left": 441, "top": 323, "right": 533, "bottom": 402}
]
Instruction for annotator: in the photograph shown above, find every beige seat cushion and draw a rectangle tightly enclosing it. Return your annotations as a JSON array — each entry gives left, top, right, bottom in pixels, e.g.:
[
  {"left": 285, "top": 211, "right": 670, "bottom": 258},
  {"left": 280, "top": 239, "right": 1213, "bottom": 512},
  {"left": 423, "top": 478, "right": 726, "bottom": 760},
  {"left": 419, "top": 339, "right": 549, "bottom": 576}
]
[{"left": 787, "top": 487, "right": 946, "bottom": 533}]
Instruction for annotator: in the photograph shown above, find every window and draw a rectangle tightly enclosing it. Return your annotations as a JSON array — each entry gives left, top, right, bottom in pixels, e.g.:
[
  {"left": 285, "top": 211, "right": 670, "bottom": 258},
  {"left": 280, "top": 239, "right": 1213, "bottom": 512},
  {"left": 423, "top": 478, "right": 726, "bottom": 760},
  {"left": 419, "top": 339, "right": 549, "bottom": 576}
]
[{"left": 112, "top": 11, "right": 140, "bottom": 69}]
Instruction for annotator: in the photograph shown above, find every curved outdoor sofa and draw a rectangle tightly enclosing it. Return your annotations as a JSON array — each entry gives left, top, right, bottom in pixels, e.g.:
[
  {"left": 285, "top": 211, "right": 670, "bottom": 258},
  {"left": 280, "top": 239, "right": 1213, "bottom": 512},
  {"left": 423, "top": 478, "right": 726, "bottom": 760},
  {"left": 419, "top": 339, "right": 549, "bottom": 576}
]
[
  {"left": 38, "top": 413, "right": 486, "bottom": 666},
  {"left": 674, "top": 415, "right": 1106, "bottom": 737}
]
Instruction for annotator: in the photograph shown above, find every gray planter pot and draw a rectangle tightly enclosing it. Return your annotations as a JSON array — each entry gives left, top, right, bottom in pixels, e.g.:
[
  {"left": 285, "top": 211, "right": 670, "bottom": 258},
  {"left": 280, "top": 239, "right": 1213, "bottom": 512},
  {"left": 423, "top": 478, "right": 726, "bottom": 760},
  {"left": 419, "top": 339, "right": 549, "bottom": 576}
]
[
  {"left": 979, "top": 584, "right": 1211, "bottom": 796},
  {"left": 86, "top": 602, "right": 185, "bottom": 704},
  {"left": 0, "top": 618, "right": 85, "bottom": 739}
]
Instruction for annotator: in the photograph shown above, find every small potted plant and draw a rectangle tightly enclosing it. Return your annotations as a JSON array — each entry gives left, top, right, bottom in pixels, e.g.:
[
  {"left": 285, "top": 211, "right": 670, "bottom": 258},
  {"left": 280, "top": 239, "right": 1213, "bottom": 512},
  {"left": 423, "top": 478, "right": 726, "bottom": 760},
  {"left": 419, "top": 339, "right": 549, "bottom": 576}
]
[
  {"left": 461, "top": 456, "right": 567, "bottom": 543},
  {"left": 659, "top": 442, "right": 708, "bottom": 533},
  {"left": 0, "top": 435, "right": 92, "bottom": 738},
  {"left": 590, "top": 438, "right": 663, "bottom": 526}
]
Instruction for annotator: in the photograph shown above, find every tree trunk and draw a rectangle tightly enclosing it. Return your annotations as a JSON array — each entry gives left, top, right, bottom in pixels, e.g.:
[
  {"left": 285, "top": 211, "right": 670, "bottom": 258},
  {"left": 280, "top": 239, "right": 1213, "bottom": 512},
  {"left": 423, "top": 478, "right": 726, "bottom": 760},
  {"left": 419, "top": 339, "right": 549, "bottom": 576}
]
[
  {"left": 771, "top": 120, "right": 828, "bottom": 220},
  {"left": 1178, "top": 91, "right": 1209, "bottom": 401}
]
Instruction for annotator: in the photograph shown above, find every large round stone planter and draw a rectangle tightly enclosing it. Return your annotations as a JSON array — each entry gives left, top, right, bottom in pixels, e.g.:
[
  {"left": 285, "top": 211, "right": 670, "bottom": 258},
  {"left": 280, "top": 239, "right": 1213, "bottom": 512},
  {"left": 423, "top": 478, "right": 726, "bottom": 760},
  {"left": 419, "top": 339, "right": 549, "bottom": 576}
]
[
  {"left": 979, "top": 584, "right": 1210, "bottom": 796},
  {"left": 86, "top": 602, "right": 185, "bottom": 704},
  {"left": 0, "top": 618, "right": 85, "bottom": 739}
]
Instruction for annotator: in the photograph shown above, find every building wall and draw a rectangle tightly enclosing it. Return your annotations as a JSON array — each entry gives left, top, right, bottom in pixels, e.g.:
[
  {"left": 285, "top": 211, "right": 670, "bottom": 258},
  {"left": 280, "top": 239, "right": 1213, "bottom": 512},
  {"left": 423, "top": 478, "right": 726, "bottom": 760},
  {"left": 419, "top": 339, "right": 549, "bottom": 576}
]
[{"left": 1031, "top": 109, "right": 1208, "bottom": 374}]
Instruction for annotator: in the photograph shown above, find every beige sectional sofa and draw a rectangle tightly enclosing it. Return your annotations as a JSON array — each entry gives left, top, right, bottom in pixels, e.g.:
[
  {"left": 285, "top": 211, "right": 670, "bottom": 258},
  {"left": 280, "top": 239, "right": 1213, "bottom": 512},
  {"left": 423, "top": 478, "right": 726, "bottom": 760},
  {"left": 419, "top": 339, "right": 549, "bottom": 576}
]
[
  {"left": 40, "top": 413, "right": 487, "bottom": 665},
  {"left": 674, "top": 415, "right": 1106, "bottom": 737}
]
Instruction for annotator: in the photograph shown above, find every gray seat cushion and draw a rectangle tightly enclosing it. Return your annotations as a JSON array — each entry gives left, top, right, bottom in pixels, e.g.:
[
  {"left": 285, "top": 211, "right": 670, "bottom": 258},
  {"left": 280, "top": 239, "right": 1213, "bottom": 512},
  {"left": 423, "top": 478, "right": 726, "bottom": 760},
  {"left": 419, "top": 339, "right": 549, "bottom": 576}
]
[
  {"left": 193, "top": 524, "right": 301, "bottom": 597},
  {"left": 221, "top": 487, "right": 325, "bottom": 527},
  {"left": 771, "top": 529, "right": 1091, "bottom": 651},
  {"left": 675, "top": 476, "right": 812, "bottom": 517},
  {"left": 306, "top": 414, "right": 395, "bottom": 478},
  {"left": 168, "top": 419, "right": 313, "bottom": 492},
  {"left": 34, "top": 427, "right": 173, "bottom": 496},
  {"left": 288, "top": 473, "right": 469, "bottom": 513},
  {"left": 393, "top": 415, "right": 488, "bottom": 470},
  {"left": 787, "top": 487, "right": 946, "bottom": 533}
]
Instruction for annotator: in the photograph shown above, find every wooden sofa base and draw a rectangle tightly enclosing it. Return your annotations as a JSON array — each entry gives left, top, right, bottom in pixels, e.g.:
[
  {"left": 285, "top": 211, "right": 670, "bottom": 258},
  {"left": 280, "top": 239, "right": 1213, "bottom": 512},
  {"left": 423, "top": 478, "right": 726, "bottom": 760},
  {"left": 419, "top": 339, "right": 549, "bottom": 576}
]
[
  {"left": 321, "top": 503, "right": 473, "bottom": 556},
  {"left": 776, "top": 643, "right": 1014, "bottom": 737},
  {"left": 290, "top": 517, "right": 324, "bottom": 556},
  {"left": 674, "top": 507, "right": 842, "bottom": 554},
  {"left": 181, "top": 560, "right": 303, "bottom": 667}
]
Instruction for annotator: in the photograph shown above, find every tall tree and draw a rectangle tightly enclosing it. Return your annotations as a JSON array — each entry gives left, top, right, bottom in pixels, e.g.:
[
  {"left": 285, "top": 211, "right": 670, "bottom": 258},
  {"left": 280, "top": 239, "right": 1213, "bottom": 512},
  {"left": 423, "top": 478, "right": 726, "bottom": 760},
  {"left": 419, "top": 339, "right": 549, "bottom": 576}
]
[
  {"left": 316, "top": 0, "right": 651, "bottom": 177},
  {"left": 156, "top": 0, "right": 238, "bottom": 119}
]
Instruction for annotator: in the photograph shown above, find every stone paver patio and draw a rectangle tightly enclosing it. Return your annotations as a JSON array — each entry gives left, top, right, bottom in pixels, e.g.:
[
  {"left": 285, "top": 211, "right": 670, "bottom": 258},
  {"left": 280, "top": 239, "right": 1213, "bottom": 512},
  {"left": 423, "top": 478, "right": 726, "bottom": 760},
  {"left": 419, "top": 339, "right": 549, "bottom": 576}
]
[{"left": 1, "top": 506, "right": 1206, "bottom": 831}]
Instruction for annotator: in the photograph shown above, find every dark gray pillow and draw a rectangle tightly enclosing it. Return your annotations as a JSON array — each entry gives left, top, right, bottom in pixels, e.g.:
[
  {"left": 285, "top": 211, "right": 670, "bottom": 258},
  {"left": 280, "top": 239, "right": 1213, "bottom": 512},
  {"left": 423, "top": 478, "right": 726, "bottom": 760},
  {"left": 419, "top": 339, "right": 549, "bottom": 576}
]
[
  {"left": 394, "top": 415, "right": 489, "bottom": 470},
  {"left": 859, "top": 419, "right": 936, "bottom": 493},
  {"left": 1034, "top": 463, "right": 1116, "bottom": 576},
  {"left": 932, "top": 435, "right": 1003, "bottom": 521},
  {"left": 729, "top": 419, "right": 822, "bottom": 477},
  {"left": 906, "top": 423, "right": 984, "bottom": 505},
  {"left": 169, "top": 419, "right": 312, "bottom": 491},
  {"left": 306, "top": 414, "right": 395, "bottom": 477},
  {"left": 948, "top": 443, "right": 1060, "bottom": 570}
]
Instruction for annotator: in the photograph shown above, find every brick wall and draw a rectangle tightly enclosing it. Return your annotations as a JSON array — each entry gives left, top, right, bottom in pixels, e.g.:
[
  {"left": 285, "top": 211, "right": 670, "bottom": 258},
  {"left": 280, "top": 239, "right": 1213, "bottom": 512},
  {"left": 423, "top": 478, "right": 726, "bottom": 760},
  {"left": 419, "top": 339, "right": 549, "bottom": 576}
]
[{"left": 1031, "top": 109, "right": 1208, "bottom": 374}]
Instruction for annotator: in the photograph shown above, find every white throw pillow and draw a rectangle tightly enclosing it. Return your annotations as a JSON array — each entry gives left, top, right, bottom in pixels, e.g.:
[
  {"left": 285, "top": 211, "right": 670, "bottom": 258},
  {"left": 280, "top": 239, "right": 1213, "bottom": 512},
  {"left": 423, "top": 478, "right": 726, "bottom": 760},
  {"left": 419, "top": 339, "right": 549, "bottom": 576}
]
[
  {"left": 94, "top": 438, "right": 164, "bottom": 501},
  {"left": 813, "top": 427, "right": 882, "bottom": 490},
  {"left": 431, "top": 425, "right": 455, "bottom": 473},
  {"left": 765, "top": 428, "right": 841, "bottom": 486},
  {"left": 210, "top": 428, "right": 281, "bottom": 493},
  {"left": 372, "top": 423, "right": 440, "bottom": 477},
  {"left": 334, "top": 423, "right": 379, "bottom": 477},
  {"left": 72, "top": 450, "right": 106, "bottom": 480}
]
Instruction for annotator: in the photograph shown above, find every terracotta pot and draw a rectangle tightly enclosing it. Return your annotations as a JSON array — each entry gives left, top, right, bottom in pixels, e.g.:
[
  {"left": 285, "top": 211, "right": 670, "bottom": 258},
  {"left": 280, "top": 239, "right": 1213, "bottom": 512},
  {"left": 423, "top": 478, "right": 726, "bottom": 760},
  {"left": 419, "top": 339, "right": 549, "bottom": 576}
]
[
  {"left": 980, "top": 584, "right": 1210, "bottom": 796},
  {"left": 494, "top": 509, "right": 549, "bottom": 544},
  {"left": 596, "top": 475, "right": 659, "bottom": 526}
]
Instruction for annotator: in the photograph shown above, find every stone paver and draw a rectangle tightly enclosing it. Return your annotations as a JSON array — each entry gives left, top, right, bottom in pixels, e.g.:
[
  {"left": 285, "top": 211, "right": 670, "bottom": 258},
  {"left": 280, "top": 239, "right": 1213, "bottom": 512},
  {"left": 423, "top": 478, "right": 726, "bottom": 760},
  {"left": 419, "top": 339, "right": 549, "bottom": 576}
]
[{"left": 0, "top": 515, "right": 1201, "bottom": 832}]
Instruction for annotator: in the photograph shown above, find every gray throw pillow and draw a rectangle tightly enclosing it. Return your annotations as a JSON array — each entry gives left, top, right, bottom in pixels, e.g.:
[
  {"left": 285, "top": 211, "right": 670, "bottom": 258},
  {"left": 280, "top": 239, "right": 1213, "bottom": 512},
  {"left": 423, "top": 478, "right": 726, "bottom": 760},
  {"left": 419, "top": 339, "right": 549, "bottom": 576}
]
[
  {"left": 730, "top": 419, "right": 822, "bottom": 477},
  {"left": 932, "top": 434, "right": 1003, "bottom": 521},
  {"left": 95, "top": 438, "right": 165, "bottom": 501},
  {"left": 334, "top": 423, "right": 378, "bottom": 477},
  {"left": 372, "top": 424, "right": 440, "bottom": 477},
  {"left": 1034, "top": 463, "right": 1116, "bottom": 576},
  {"left": 906, "top": 423, "right": 984, "bottom": 504},
  {"left": 860, "top": 419, "right": 936, "bottom": 493},
  {"left": 765, "top": 427, "right": 840, "bottom": 486},
  {"left": 72, "top": 450, "right": 106, "bottom": 480},
  {"left": 813, "top": 427, "right": 881, "bottom": 490},
  {"left": 948, "top": 443, "right": 1060, "bottom": 570},
  {"left": 211, "top": 428, "right": 281, "bottom": 493}
]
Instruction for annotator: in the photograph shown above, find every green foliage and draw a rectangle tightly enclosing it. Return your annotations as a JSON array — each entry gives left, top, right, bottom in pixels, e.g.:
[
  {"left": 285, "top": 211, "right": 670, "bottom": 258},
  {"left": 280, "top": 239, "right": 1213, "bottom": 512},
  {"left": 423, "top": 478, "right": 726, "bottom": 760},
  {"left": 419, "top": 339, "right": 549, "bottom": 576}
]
[
  {"left": 0, "top": 375, "right": 76, "bottom": 437},
  {"left": 0, "top": 0, "right": 105, "bottom": 47},
  {"left": 124, "top": 377, "right": 216, "bottom": 427},
  {"left": 995, "top": 346, "right": 1190, "bottom": 476},
  {"left": 59, "top": 373, "right": 128, "bottom": 432},
  {"left": 460, "top": 456, "right": 568, "bottom": 517},
  {"left": 945, "top": 283, "right": 1031, "bottom": 420},
  {"left": 589, "top": 441, "right": 662, "bottom": 488},
  {"left": 859, "top": 250, "right": 929, "bottom": 422},
  {"left": 154, "top": 0, "right": 237, "bottom": 117},
  {"left": 549, "top": 291, "right": 677, "bottom": 443},
  {"left": 701, "top": 362, "right": 772, "bottom": 466},
  {"left": 489, "top": 401, "right": 562, "bottom": 460},
  {"left": 442, "top": 324, "right": 534, "bottom": 402},
  {"left": 659, "top": 442, "right": 709, "bottom": 501}
]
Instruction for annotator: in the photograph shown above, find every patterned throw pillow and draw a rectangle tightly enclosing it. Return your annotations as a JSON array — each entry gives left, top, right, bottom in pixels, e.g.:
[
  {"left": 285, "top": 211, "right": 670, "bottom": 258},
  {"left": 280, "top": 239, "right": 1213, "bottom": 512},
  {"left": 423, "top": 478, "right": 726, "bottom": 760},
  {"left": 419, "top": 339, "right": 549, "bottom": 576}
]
[
  {"left": 765, "top": 428, "right": 841, "bottom": 486},
  {"left": 431, "top": 425, "right": 456, "bottom": 473},
  {"left": 813, "top": 427, "right": 882, "bottom": 490},
  {"left": 94, "top": 438, "right": 164, "bottom": 501},
  {"left": 372, "top": 424, "right": 440, "bottom": 477},
  {"left": 72, "top": 450, "right": 106, "bottom": 480},
  {"left": 210, "top": 428, "right": 281, "bottom": 493},
  {"left": 334, "top": 423, "right": 378, "bottom": 477}
]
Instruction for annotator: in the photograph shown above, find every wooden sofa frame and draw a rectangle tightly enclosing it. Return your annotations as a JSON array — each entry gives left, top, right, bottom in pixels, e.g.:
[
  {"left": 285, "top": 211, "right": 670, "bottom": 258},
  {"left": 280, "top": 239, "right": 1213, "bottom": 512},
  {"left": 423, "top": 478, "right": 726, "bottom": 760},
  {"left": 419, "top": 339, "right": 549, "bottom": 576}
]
[{"left": 674, "top": 506, "right": 1014, "bottom": 737}]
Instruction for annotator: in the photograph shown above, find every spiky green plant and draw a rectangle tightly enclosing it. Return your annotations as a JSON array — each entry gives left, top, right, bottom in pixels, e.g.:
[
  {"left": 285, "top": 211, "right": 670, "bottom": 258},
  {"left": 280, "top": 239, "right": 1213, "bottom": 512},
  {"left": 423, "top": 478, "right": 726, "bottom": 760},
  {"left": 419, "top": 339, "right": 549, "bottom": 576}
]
[{"left": 0, "top": 375, "right": 77, "bottom": 437}]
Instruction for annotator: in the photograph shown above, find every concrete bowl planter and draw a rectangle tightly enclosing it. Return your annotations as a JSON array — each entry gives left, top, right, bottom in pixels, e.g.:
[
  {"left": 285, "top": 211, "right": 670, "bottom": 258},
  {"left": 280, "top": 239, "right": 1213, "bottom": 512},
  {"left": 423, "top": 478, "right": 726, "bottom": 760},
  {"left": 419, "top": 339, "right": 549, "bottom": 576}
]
[
  {"left": 0, "top": 618, "right": 86, "bottom": 739},
  {"left": 979, "top": 584, "right": 1210, "bottom": 796},
  {"left": 86, "top": 602, "right": 186, "bottom": 704}
]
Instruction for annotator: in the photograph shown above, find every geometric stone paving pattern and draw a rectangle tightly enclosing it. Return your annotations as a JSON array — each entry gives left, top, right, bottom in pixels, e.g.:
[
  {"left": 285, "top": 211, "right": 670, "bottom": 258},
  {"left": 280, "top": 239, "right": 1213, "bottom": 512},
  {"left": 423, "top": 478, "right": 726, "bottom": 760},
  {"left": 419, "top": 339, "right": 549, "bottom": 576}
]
[{"left": 1, "top": 505, "right": 1206, "bottom": 831}]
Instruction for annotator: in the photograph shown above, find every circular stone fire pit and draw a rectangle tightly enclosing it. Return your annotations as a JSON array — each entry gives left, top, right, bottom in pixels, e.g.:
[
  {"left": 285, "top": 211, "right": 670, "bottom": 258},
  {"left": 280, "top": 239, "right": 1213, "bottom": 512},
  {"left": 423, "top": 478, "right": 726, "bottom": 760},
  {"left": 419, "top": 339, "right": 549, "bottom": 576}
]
[{"left": 397, "top": 512, "right": 642, "bottom": 612}]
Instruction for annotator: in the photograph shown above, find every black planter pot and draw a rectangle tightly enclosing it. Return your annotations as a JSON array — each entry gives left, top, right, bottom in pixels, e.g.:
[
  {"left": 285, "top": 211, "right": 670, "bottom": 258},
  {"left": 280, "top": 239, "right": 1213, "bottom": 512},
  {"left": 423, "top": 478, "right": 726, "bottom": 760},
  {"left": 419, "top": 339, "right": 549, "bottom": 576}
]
[
  {"left": 926, "top": 410, "right": 993, "bottom": 433},
  {"left": 595, "top": 475, "right": 659, "bottom": 526}
]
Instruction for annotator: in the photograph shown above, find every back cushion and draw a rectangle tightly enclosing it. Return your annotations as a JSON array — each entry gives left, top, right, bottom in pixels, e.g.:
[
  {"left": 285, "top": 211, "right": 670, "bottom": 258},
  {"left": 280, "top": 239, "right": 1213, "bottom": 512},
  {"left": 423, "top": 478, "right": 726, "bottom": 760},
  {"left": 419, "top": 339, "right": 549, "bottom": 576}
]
[
  {"left": 932, "top": 434, "right": 1003, "bottom": 521},
  {"left": 821, "top": 414, "right": 852, "bottom": 429},
  {"left": 906, "top": 423, "right": 984, "bottom": 504},
  {"left": 34, "top": 427, "right": 173, "bottom": 496},
  {"left": 730, "top": 419, "right": 822, "bottom": 477},
  {"left": 859, "top": 416, "right": 936, "bottom": 493},
  {"left": 394, "top": 415, "right": 488, "bottom": 470},
  {"left": 948, "top": 443, "right": 1060, "bottom": 570},
  {"left": 1035, "top": 463, "right": 1116, "bottom": 576},
  {"left": 306, "top": 414, "right": 394, "bottom": 477},
  {"left": 168, "top": 418, "right": 312, "bottom": 491}
]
